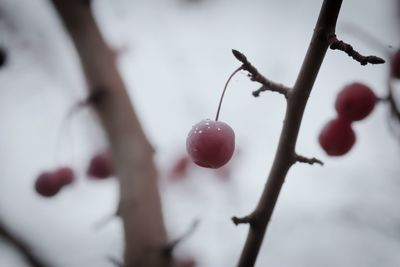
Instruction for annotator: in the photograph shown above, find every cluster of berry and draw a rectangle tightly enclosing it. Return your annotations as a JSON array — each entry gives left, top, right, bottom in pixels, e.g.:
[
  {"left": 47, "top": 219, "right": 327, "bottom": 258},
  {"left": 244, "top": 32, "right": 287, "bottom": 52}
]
[
  {"left": 35, "top": 151, "right": 114, "bottom": 197},
  {"left": 319, "top": 49, "right": 400, "bottom": 156},
  {"left": 318, "top": 82, "right": 377, "bottom": 156}
]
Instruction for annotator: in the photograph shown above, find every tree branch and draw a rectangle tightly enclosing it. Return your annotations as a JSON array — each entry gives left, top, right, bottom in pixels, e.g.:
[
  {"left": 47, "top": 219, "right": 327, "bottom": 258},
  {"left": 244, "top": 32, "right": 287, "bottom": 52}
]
[
  {"left": 49, "top": 1, "right": 169, "bottom": 266},
  {"left": 328, "top": 35, "right": 385, "bottom": 65},
  {"left": 235, "top": 1, "right": 343, "bottom": 266},
  {"left": 231, "top": 214, "right": 256, "bottom": 226},
  {"left": 232, "top": 49, "right": 290, "bottom": 98},
  {"left": 0, "top": 219, "right": 49, "bottom": 267},
  {"left": 294, "top": 154, "right": 324, "bottom": 166}
]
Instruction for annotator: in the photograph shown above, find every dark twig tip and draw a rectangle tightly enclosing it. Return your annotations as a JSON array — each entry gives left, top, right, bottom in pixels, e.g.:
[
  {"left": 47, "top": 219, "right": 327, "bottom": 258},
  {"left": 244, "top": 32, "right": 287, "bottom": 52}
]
[
  {"left": 231, "top": 215, "right": 254, "bottom": 226},
  {"left": 232, "top": 49, "right": 247, "bottom": 63},
  {"left": 367, "top": 56, "right": 385, "bottom": 64}
]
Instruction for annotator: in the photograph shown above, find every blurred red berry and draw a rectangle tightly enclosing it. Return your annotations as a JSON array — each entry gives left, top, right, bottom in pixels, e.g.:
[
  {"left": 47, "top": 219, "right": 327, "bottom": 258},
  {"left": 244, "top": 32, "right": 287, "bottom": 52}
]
[
  {"left": 34, "top": 172, "right": 60, "bottom": 197},
  {"left": 186, "top": 119, "right": 235, "bottom": 169},
  {"left": 335, "top": 82, "right": 377, "bottom": 121},
  {"left": 319, "top": 118, "right": 356, "bottom": 156},
  {"left": 390, "top": 49, "right": 400, "bottom": 79},
  {"left": 169, "top": 155, "right": 191, "bottom": 180},
  {"left": 87, "top": 151, "right": 114, "bottom": 179},
  {"left": 54, "top": 166, "right": 75, "bottom": 186}
]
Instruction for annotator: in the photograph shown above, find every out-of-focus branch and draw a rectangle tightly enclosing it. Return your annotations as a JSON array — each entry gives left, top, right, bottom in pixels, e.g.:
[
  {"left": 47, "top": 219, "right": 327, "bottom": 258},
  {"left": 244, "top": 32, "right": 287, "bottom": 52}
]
[
  {"left": 0, "top": 219, "right": 49, "bottom": 267},
  {"left": 49, "top": 1, "right": 169, "bottom": 266}
]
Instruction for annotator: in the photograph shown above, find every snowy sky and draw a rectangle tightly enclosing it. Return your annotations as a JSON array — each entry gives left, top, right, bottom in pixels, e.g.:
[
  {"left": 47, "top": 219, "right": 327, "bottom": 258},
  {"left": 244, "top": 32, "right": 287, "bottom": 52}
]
[{"left": 0, "top": 0, "right": 399, "bottom": 266}]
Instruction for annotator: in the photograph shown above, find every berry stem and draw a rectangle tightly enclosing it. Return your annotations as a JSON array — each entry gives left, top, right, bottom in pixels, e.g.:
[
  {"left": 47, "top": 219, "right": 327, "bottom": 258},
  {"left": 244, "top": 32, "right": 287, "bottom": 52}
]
[{"left": 215, "top": 66, "right": 243, "bottom": 121}]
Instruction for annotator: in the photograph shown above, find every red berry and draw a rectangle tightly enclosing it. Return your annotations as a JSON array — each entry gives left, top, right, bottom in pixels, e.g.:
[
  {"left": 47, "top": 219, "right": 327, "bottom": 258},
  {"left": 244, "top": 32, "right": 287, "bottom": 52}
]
[
  {"left": 87, "top": 151, "right": 114, "bottom": 179},
  {"left": 319, "top": 118, "right": 356, "bottom": 156},
  {"left": 335, "top": 82, "right": 377, "bottom": 121},
  {"left": 34, "top": 172, "right": 60, "bottom": 197},
  {"left": 186, "top": 119, "right": 235, "bottom": 168},
  {"left": 169, "top": 155, "right": 191, "bottom": 180},
  {"left": 390, "top": 49, "right": 400, "bottom": 79},
  {"left": 54, "top": 167, "right": 75, "bottom": 186}
]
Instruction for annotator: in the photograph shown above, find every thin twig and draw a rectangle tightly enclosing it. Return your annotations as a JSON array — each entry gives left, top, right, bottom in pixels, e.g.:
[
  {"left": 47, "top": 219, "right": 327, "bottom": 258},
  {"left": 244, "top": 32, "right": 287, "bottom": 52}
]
[
  {"left": 328, "top": 34, "right": 385, "bottom": 65},
  {"left": 231, "top": 215, "right": 256, "bottom": 226},
  {"left": 163, "top": 219, "right": 200, "bottom": 257},
  {"left": 0, "top": 220, "right": 49, "bottom": 267},
  {"left": 294, "top": 154, "right": 324, "bottom": 166},
  {"left": 232, "top": 49, "right": 290, "bottom": 98},
  {"left": 340, "top": 22, "right": 392, "bottom": 57}
]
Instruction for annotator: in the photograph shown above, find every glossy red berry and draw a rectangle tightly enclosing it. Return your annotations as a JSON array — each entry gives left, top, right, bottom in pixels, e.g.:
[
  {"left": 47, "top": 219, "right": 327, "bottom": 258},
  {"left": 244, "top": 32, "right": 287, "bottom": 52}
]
[
  {"left": 186, "top": 119, "right": 235, "bottom": 168},
  {"left": 335, "top": 82, "right": 377, "bottom": 121},
  {"left": 54, "top": 167, "right": 75, "bottom": 186},
  {"left": 390, "top": 49, "right": 400, "bottom": 79},
  {"left": 34, "top": 172, "right": 60, "bottom": 197},
  {"left": 319, "top": 118, "right": 356, "bottom": 156},
  {"left": 87, "top": 151, "right": 114, "bottom": 179}
]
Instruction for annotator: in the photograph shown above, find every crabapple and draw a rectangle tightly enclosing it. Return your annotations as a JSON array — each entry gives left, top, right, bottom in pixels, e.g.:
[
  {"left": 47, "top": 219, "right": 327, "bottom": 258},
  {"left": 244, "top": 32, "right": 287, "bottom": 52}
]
[
  {"left": 186, "top": 119, "right": 235, "bottom": 168},
  {"left": 34, "top": 172, "right": 60, "bottom": 197},
  {"left": 186, "top": 65, "right": 241, "bottom": 169},
  {"left": 335, "top": 82, "right": 377, "bottom": 121},
  {"left": 87, "top": 151, "right": 114, "bottom": 179},
  {"left": 390, "top": 49, "right": 400, "bottom": 79},
  {"left": 319, "top": 117, "right": 356, "bottom": 156},
  {"left": 54, "top": 166, "right": 75, "bottom": 186}
]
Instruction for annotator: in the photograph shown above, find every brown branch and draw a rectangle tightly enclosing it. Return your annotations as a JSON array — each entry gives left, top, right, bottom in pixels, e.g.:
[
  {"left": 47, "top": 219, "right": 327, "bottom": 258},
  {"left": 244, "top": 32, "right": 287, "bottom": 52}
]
[
  {"left": 232, "top": 49, "right": 290, "bottom": 98},
  {"left": 0, "top": 220, "right": 49, "bottom": 267},
  {"left": 329, "top": 35, "right": 385, "bottom": 65},
  {"left": 235, "top": 1, "right": 343, "bottom": 266},
  {"left": 49, "top": 1, "right": 169, "bottom": 266},
  {"left": 231, "top": 214, "right": 256, "bottom": 226},
  {"left": 294, "top": 154, "right": 324, "bottom": 166}
]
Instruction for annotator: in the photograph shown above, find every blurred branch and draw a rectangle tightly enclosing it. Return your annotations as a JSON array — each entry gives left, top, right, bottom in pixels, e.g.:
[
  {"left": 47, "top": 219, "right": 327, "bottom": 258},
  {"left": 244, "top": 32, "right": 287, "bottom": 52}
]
[
  {"left": 0, "top": 219, "right": 49, "bottom": 267},
  {"left": 49, "top": 1, "right": 169, "bottom": 266},
  {"left": 234, "top": 1, "right": 344, "bottom": 266},
  {"left": 163, "top": 219, "right": 199, "bottom": 257}
]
